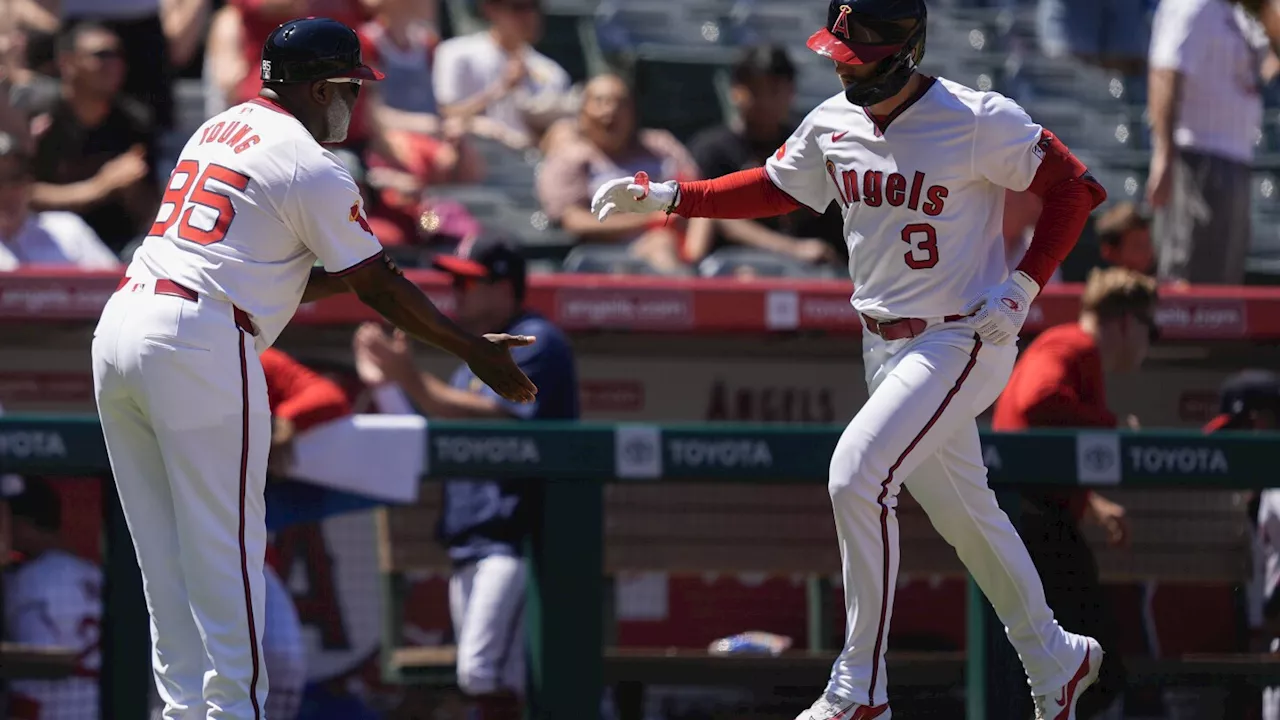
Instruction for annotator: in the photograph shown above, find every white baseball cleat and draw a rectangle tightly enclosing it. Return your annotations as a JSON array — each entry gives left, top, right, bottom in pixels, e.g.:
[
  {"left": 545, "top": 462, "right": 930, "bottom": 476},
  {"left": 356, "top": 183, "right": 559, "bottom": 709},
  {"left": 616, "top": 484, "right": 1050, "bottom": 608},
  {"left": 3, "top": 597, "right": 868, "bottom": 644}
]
[
  {"left": 794, "top": 692, "right": 890, "bottom": 720},
  {"left": 1033, "top": 636, "right": 1104, "bottom": 720}
]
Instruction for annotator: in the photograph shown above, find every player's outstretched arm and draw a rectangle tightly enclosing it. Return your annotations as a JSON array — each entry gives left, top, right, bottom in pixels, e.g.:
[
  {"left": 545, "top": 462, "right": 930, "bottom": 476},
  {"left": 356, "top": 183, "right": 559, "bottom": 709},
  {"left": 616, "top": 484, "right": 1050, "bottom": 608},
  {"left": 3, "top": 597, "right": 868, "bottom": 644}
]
[
  {"left": 340, "top": 254, "right": 538, "bottom": 404},
  {"left": 591, "top": 169, "right": 803, "bottom": 222}
]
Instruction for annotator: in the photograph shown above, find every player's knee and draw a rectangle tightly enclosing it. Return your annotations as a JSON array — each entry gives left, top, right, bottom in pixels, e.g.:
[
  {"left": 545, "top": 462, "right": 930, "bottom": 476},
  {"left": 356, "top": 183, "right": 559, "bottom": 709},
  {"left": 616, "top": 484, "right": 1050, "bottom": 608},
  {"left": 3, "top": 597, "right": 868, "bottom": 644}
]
[{"left": 827, "top": 444, "right": 881, "bottom": 505}]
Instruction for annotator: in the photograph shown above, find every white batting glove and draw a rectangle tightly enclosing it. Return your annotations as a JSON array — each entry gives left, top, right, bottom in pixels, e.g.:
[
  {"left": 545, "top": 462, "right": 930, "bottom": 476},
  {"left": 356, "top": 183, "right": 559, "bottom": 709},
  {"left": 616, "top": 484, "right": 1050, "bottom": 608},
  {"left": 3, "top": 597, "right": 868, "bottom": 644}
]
[
  {"left": 961, "top": 270, "right": 1041, "bottom": 346},
  {"left": 590, "top": 171, "right": 679, "bottom": 221}
]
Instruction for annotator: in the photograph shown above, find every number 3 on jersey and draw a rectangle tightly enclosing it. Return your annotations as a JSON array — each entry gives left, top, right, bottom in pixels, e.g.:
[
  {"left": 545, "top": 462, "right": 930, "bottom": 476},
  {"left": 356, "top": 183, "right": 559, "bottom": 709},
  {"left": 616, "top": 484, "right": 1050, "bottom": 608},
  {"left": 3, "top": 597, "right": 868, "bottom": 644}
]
[
  {"left": 901, "top": 223, "right": 939, "bottom": 269},
  {"left": 149, "top": 160, "right": 251, "bottom": 245}
]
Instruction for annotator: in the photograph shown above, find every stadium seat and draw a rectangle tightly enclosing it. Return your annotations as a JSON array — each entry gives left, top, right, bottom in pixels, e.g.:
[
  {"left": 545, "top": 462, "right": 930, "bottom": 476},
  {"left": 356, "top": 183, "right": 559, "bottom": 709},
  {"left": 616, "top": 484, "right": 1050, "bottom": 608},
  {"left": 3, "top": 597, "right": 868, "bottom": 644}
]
[
  {"left": 562, "top": 244, "right": 669, "bottom": 275},
  {"left": 173, "top": 79, "right": 209, "bottom": 135},
  {"left": 537, "top": 12, "right": 591, "bottom": 83},
  {"left": 594, "top": 3, "right": 726, "bottom": 55},
  {"left": 792, "top": 55, "right": 842, "bottom": 111},
  {"left": 630, "top": 57, "right": 732, "bottom": 141},
  {"left": 1096, "top": 170, "right": 1145, "bottom": 206},
  {"left": 423, "top": 185, "right": 575, "bottom": 258},
  {"left": 1254, "top": 172, "right": 1280, "bottom": 213},
  {"left": 698, "top": 247, "right": 839, "bottom": 279},
  {"left": 542, "top": 0, "right": 597, "bottom": 15},
  {"left": 476, "top": 148, "right": 540, "bottom": 192},
  {"left": 725, "top": 2, "right": 824, "bottom": 47}
]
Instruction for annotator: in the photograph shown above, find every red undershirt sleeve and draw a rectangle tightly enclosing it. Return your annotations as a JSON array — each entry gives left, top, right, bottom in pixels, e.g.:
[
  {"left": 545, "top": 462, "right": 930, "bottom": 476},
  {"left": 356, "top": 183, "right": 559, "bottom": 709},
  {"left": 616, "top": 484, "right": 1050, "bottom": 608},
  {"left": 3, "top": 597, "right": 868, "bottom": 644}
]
[
  {"left": 1015, "top": 131, "right": 1108, "bottom": 287},
  {"left": 672, "top": 167, "right": 804, "bottom": 220}
]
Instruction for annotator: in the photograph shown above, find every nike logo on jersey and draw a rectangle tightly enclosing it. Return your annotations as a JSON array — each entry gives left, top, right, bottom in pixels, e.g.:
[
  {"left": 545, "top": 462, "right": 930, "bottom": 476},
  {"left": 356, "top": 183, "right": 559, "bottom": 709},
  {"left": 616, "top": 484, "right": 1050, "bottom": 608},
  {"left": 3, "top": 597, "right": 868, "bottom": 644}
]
[
  {"left": 825, "top": 164, "right": 950, "bottom": 216},
  {"left": 831, "top": 130, "right": 849, "bottom": 142},
  {"left": 1001, "top": 297, "right": 1021, "bottom": 312}
]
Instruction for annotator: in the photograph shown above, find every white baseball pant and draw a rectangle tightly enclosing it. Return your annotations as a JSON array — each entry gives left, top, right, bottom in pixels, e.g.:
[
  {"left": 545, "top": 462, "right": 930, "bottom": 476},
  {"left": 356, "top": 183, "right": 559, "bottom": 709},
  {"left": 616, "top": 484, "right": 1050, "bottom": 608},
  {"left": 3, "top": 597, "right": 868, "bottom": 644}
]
[
  {"left": 449, "top": 554, "right": 527, "bottom": 696},
  {"left": 92, "top": 276, "right": 270, "bottom": 720},
  {"left": 826, "top": 321, "right": 1082, "bottom": 707}
]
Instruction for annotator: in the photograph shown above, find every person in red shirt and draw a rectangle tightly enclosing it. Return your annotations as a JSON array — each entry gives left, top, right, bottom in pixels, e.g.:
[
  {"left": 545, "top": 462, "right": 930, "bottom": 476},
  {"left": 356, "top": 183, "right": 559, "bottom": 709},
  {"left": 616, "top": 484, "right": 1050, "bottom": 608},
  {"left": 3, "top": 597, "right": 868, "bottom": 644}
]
[
  {"left": 992, "top": 266, "right": 1159, "bottom": 720},
  {"left": 261, "top": 346, "right": 354, "bottom": 473}
]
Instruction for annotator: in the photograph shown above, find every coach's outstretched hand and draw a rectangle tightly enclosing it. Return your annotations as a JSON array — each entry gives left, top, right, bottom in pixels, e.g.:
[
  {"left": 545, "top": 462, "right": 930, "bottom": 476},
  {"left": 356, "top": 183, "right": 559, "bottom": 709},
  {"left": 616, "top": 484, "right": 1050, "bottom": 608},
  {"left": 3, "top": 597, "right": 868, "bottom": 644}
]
[
  {"left": 467, "top": 333, "right": 539, "bottom": 403},
  {"left": 591, "top": 171, "right": 679, "bottom": 220},
  {"left": 961, "top": 270, "right": 1040, "bottom": 346}
]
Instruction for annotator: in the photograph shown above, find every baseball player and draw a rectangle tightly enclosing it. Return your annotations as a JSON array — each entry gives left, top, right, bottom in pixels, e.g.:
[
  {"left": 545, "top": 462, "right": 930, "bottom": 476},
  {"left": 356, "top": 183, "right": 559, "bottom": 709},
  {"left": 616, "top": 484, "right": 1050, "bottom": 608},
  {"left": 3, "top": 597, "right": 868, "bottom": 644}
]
[
  {"left": 353, "top": 237, "right": 580, "bottom": 720},
  {"left": 1203, "top": 371, "right": 1280, "bottom": 720},
  {"left": 592, "top": 1, "right": 1107, "bottom": 717},
  {"left": 2, "top": 474, "right": 103, "bottom": 720},
  {"left": 91, "top": 17, "right": 537, "bottom": 720}
]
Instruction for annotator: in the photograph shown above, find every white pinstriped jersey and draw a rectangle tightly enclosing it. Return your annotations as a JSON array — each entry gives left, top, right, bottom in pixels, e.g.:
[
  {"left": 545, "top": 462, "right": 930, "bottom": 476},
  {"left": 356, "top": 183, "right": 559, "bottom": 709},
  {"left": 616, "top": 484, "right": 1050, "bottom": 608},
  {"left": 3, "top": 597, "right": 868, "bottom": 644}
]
[
  {"left": 765, "top": 77, "right": 1048, "bottom": 320},
  {"left": 4, "top": 550, "right": 103, "bottom": 720},
  {"left": 126, "top": 98, "right": 384, "bottom": 351}
]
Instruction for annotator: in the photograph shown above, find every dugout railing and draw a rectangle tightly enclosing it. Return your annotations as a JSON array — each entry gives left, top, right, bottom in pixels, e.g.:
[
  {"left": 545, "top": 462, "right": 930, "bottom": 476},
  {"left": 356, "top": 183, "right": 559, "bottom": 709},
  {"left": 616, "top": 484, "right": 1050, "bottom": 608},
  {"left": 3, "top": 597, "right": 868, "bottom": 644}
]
[{"left": 2, "top": 416, "right": 1279, "bottom": 720}]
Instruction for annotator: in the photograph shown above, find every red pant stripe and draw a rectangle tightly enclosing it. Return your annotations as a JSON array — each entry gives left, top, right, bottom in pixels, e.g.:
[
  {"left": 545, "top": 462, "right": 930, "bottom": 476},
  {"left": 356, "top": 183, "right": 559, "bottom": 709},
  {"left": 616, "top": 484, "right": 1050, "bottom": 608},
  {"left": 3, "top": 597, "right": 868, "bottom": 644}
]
[{"left": 237, "top": 330, "right": 263, "bottom": 719}]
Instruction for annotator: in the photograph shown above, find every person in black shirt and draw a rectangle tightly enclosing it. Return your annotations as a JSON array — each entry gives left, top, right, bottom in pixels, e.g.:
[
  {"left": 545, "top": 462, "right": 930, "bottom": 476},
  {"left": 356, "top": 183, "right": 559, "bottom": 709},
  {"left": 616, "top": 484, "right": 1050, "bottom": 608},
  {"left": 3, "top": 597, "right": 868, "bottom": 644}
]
[
  {"left": 29, "top": 22, "right": 156, "bottom": 255},
  {"left": 685, "top": 45, "right": 844, "bottom": 268}
]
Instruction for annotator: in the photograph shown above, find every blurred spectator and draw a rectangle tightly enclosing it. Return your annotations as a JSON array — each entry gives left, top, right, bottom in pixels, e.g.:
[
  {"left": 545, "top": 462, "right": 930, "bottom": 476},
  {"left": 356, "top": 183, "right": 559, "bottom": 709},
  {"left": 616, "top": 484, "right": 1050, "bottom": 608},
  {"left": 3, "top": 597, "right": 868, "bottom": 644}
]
[
  {"left": 360, "top": 0, "right": 485, "bottom": 190},
  {"left": 1036, "top": 0, "right": 1149, "bottom": 75},
  {"left": 352, "top": 237, "right": 579, "bottom": 720},
  {"left": 537, "top": 73, "right": 710, "bottom": 275},
  {"left": 61, "top": 0, "right": 184, "bottom": 132},
  {"left": 361, "top": 0, "right": 440, "bottom": 120},
  {"left": 684, "top": 45, "right": 840, "bottom": 269},
  {"left": 2, "top": 474, "right": 102, "bottom": 720},
  {"left": 29, "top": 22, "right": 155, "bottom": 256},
  {"left": 1147, "top": 0, "right": 1277, "bottom": 285},
  {"left": 158, "top": 0, "right": 212, "bottom": 76},
  {"left": 1, "top": 0, "right": 59, "bottom": 38},
  {"left": 1203, "top": 370, "right": 1280, "bottom": 720},
  {"left": 1093, "top": 201, "right": 1155, "bottom": 274},
  {"left": 2, "top": 19, "right": 59, "bottom": 120},
  {"left": 992, "top": 267, "right": 1160, "bottom": 720},
  {"left": 260, "top": 346, "right": 354, "bottom": 474},
  {"left": 0, "top": 132, "right": 119, "bottom": 269},
  {"left": 0, "top": 0, "right": 60, "bottom": 118},
  {"left": 202, "top": 4, "right": 247, "bottom": 118},
  {"left": 433, "top": 0, "right": 573, "bottom": 150},
  {"left": 227, "top": 0, "right": 367, "bottom": 110}
]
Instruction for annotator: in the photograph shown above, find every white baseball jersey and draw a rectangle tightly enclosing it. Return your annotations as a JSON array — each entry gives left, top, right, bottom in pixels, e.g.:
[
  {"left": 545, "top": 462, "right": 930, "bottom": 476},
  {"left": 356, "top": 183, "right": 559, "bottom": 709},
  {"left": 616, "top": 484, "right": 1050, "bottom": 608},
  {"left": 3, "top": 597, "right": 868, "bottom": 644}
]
[
  {"left": 4, "top": 550, "right": 103, "bottom": 720},
  {"left": 127, "top": 97, "right": 385, "bottom": 351},
  {"left": 766, "top": 77, "right": 1047, "bottom": 320},
  {"left": 1253, "top": 490, "right": 1280, "bottom": 629}
]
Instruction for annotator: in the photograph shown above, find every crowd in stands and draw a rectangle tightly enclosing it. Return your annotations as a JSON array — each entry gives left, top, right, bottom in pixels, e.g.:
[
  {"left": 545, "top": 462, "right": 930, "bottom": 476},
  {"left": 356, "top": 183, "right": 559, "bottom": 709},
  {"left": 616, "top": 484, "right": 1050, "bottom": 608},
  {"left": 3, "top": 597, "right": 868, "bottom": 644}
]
[
  {"left": 0, "top": 0, "right": 1259, "bottom": 281},
  {"left": 0, "top": 0, "right": 1276, "bottom": 281}
]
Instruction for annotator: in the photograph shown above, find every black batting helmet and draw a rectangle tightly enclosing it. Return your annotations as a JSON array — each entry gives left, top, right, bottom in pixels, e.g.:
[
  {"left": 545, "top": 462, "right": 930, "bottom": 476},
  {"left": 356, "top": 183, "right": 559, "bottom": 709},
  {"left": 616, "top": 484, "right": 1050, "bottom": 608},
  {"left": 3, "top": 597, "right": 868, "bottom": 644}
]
[
  {"left": 807, "top": 0, "right": 927, "bottom": 107},
  {"left": 261, "top": 17, "right": 384, "bottom": 84}
]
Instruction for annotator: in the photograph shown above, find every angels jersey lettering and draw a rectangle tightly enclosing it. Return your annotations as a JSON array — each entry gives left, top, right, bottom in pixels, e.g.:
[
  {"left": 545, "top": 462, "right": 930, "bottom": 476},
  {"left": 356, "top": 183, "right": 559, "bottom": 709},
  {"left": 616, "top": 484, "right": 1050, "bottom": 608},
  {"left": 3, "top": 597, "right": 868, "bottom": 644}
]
[
  {"left": 126, "top": 98, "right": 384, "bottom": 351},
  {"left": 765, "top": 77, "right": 1045, "bottom": 320}
]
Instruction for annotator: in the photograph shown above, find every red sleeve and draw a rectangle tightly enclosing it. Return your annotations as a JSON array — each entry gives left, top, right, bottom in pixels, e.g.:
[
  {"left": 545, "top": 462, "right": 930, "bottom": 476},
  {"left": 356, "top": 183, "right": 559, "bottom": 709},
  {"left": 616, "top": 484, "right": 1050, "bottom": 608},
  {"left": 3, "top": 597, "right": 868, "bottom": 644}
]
[
  {"left": 1016, "top": 130, "right": 1107, "bottom": 287},
  {"left": 261, "top": 349, "right": 353, "bottom": 433},
  {"left": 672, "top": 167, "right": 804, "bottom": 219}
]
